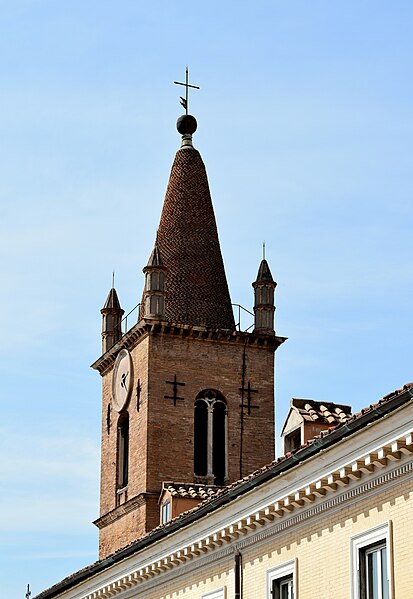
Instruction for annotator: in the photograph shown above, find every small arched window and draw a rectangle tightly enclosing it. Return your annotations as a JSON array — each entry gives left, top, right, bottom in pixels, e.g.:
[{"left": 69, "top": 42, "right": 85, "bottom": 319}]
[
  {"left": 117, "top": 411, "right": 129, "bottom": 489},
  {"left": 194, "top": 390, "right": 227, "bottom": 485}
]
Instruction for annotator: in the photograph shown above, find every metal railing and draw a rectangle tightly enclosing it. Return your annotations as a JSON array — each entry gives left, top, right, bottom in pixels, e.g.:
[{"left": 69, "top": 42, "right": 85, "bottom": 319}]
[
  {"left": 117, "top": 302, "right": 254, "bottom": 336},
  {"left": 232, "top": 304, "right": 254, "bottom": 332},
  {"left": 121, "top": 303, "right": 140, "bottom": 334}
]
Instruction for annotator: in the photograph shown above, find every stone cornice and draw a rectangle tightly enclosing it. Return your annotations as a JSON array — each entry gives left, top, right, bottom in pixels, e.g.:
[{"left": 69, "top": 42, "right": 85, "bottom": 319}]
[
  {"left": 91, "top": 319, "right": 287, "bottom": 376},
  {"left": 93, "top": 492, "right": 156, "bottom": 529},
  {"left": 77, "top": 428, "right": 413, "bottom": 599}
]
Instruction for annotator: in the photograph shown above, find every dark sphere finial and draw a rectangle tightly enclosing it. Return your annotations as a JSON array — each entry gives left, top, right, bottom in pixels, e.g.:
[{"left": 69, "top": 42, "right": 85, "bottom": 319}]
[{"left": 177, "top": 114, "right": 197, "bottom": 135}]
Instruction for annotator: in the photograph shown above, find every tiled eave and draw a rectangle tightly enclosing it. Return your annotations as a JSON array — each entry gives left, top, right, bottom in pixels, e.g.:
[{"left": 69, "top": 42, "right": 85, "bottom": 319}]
[
  {"left": 91, "top": 319, "right": 287, "bottom": 376},
  {"left": 79, "top": 429, "right": 413, "bottom": 599}
]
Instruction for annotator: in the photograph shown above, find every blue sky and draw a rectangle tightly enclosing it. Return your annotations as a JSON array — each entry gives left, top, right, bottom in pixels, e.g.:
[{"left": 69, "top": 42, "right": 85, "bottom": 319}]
[{"left": 0, "top": 1, "right": 412, "bottom": 597}]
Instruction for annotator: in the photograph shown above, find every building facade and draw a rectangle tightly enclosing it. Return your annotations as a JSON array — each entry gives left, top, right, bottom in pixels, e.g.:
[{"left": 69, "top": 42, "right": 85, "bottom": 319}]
[{"left": 36, "top": 382, "right": 413, "bottom": 599}]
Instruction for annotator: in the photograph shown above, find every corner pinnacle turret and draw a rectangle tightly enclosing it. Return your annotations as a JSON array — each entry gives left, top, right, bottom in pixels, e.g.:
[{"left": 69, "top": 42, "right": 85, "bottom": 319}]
[
  {"left": 141, "top": 241, "right": 166, "bottom": 320},
  {"left": 101, "top": 286, "right": 124, "bottom": 353},
  {"left": 253, "top": 258, "right": 276, "bottom": 335}
]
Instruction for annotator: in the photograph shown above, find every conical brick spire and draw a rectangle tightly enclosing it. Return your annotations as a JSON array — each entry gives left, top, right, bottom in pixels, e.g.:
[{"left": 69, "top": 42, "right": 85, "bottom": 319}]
[{"left": 147, "top": 118, "right": 234, "bottom": 329}]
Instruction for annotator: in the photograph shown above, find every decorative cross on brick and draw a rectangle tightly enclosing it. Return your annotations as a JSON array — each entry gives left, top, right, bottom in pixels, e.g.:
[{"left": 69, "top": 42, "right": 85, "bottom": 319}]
[
  {"left": 239, "top": 381, "right": 259, "bottom": 415},
  {"left": 165, "top": 374, "right": 185, "bottom": 406},
  {"left": 136, "top": 379, "right": 142, "bottom": 412}
]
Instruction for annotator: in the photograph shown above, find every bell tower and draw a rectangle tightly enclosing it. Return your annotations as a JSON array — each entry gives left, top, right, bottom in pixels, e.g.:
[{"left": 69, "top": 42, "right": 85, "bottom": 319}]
[{"left": 92, "top": 110, "right": 286, "bottom": 559}]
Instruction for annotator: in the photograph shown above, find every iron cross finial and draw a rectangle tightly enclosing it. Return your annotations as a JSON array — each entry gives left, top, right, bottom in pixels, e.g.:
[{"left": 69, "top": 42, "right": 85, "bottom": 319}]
[
  {"left": 26, "top": 584, "right": 31, "bottom": 599},
  {"left": 174, "top": 67, "right": 200, "bottom": 115}
]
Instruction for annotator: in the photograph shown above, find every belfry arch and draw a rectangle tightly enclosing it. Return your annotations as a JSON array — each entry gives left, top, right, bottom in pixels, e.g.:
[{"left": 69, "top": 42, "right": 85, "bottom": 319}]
[{"left": 194, "top": 390, "right": 228, "bottom": 486}]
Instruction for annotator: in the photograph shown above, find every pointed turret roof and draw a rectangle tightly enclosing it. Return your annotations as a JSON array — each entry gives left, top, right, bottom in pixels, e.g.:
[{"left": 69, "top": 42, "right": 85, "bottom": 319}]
[
  {"left": 102, "top": 287, "right": 122, "bottom": 311},
  {"left": 152, "top": 117, "right": 234, "bottom": 329},
  {"left": 145, "top": 243, "right": 164, "bottom": 269},
  {"left": 255, "top": 259, "right": 274, "bottom": 283}
]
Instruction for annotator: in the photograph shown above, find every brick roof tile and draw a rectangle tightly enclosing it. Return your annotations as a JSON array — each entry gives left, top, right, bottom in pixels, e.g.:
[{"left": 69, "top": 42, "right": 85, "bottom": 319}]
[{"left": 142, "top": 146, "right": 235, "bottom": 329}]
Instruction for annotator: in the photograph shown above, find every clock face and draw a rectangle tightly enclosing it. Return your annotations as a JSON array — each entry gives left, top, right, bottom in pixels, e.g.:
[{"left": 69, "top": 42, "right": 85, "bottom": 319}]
[{"left": 112, "top": 349, "right": 133, "bottom": 412}]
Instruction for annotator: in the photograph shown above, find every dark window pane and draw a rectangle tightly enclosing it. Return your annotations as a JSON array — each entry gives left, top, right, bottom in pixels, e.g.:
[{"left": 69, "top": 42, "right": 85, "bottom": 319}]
[
  {"left": 213, "top": 401, "right": 226, "bottom": 485},
  {"left": 363, "top": 542, "right": 387, "bottom": 599},
  {"left": 117, "top": 412, "right": 129, "bottom": 488},
  {"left": 272, "top": 576, "right": 293, "bottom": 599},
  {"left": 381, "top": 546, "right": 389, "bottom": 599},
  {"left": 194, "top": 400, "right": 208, "bottom": 475}
]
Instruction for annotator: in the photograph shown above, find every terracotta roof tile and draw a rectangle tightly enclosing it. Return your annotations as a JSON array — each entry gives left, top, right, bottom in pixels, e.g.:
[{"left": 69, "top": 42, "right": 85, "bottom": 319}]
[
  {"left": 222, "top": 382, "right": 413, "bottom": 493},
  {"left": 162, "top": 482, "right": 222, "bottom": 500},
  {"left": 291, "top": 398, "right": 352, "bottom": 426}
]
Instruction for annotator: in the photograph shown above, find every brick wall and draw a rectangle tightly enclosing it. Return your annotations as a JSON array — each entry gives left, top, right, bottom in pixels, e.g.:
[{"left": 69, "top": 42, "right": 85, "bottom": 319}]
[{"left": 97, "top": 328, "right": 276, "bottom": 558}]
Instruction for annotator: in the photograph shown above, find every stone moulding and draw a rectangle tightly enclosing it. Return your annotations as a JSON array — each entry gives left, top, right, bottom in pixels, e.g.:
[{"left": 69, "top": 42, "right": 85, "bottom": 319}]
[
  {"left": 81, "top": 429, "right": 413, "bottom": 599},
  {"left": 93, "top": 493, "right": 149, "bottom": 529},
  {"left": 91, "top": 319, "right": 286, "bottom": 376}
]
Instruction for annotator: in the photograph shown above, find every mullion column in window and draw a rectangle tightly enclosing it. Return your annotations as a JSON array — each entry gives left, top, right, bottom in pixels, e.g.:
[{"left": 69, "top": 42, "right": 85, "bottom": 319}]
[{"left": 206, "top": 402, "right": 214, "bottom": 481}]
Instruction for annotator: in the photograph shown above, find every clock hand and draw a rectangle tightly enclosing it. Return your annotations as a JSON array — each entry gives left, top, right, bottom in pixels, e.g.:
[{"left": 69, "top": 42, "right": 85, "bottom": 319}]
[{"left": 120, "top": 371, "right": 129, "bottom": 389}]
